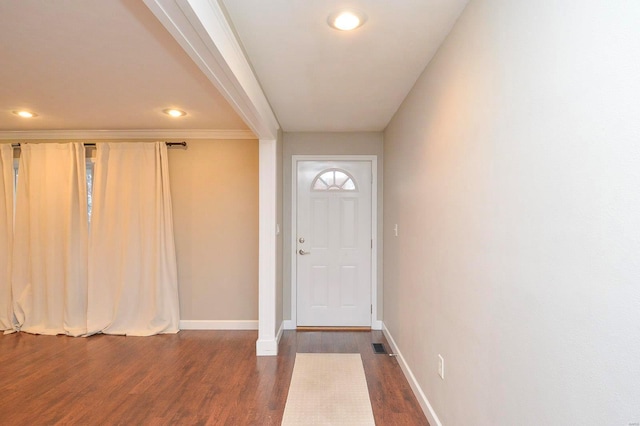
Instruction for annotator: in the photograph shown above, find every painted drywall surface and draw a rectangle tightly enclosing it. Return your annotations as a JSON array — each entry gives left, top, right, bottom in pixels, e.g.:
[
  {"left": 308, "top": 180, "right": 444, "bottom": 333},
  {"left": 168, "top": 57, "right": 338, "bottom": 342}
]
[
  {"left": 283, "top": 132, "right": 384, "bottom": 322},
  {"left": 170, "top": 139, "right": 258, "bottom": 321},
  {"left": 384, "top": 1, "right": 640, "bottom": 425},
  {"left": 276, "top": 129, "right": 284, "bottom": 332}
]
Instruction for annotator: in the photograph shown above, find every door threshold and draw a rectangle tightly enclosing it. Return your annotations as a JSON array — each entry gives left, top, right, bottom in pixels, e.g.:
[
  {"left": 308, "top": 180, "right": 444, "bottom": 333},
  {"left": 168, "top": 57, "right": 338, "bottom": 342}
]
[{"left": 296, "top": 326, "right": 371, "bottom": 332}]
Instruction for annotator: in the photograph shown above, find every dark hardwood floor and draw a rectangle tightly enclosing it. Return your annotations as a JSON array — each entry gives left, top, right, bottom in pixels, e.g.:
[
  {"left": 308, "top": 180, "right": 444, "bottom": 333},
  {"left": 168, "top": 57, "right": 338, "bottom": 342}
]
[{"left": 0, "top": 330, "right": 429, "bottom": 425}]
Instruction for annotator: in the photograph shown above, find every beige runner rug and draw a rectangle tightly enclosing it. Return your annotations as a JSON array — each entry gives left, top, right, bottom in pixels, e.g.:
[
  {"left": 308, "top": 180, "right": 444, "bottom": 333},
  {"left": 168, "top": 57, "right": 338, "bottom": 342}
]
[{"left": 281, "top": 353, "right": 376, "bottom": 425}]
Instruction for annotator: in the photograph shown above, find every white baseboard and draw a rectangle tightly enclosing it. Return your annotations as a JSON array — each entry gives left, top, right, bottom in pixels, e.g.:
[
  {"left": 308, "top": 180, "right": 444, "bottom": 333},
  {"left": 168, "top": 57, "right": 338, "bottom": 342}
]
[
  {"left": 179, "top": 320, "right": 258, "bottom": 330},
  {"left": 179, "top": 321, "right": 283, "bottom": 356},
  {"left": 382, "top": 322, "right": 442, "bottom": 426},
  {"left": 372, "top": 320, "right": 383, "bottom": 330},
  {"left": 256, "top": 337, "right": 279, "bottom": 356},
  {"left": 256, "top": 321, "right": 285, "bottom": 357},
  {"left": 276, "top": 321, "right": 284, "bottom": 344}
]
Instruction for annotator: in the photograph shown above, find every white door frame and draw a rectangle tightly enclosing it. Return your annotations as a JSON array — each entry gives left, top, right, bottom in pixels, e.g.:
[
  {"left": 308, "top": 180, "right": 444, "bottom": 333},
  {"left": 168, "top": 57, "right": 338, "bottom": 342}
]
[{"left": 291, "top": 155, "right": 379, "bottom": 329}]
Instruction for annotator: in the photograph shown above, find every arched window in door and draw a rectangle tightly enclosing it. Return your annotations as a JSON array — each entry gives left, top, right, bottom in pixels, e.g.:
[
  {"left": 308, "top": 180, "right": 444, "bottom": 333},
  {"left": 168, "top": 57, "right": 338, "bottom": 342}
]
[{"left": 311, "top": 168, "right": 357, "bottom": 191}]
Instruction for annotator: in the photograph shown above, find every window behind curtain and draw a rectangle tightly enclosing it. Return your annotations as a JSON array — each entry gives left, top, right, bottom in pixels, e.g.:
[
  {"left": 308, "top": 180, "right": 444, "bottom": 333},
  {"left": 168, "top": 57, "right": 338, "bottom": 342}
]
[
  {"left": 13, "top": 156, "right": 95, "bottom": 220},
  {"left": 86, "top": 158, "right": 94, "bottom": 220}
]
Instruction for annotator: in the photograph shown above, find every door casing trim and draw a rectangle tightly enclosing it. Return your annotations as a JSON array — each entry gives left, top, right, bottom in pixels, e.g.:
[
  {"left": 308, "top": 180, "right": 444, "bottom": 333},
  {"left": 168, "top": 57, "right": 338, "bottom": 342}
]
[{"left": 290, "top": 155, "right": 379, "bottom": 329}]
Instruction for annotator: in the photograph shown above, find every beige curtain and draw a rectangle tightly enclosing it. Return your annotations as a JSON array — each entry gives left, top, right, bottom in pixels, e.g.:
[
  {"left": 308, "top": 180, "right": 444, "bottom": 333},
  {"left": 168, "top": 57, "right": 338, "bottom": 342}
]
[
  {"left": 12, "top": 143, "right": 88, "bottom": 336},
  {"left": 87, "top": 142, "right": 179, "bottom": 336},
  {"left": 0, "top": 144, "right": 14, "bottom": 331}
]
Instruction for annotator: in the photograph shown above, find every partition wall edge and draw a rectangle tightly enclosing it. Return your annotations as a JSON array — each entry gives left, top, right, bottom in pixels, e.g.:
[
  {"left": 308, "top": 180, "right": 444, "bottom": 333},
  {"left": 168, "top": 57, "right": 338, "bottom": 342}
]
[
  {"left": 256, "top": 138, "right": 279, "bottom": 355},
  {"left": 143, "top": 0, "right": 282, "bottom": 355}
]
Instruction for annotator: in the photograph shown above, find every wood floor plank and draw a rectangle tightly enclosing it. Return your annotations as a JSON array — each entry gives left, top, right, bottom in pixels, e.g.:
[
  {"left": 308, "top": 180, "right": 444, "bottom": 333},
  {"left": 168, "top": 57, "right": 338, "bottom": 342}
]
[{"left": 0, "top": 330, "right": 429, "bottom": 425}]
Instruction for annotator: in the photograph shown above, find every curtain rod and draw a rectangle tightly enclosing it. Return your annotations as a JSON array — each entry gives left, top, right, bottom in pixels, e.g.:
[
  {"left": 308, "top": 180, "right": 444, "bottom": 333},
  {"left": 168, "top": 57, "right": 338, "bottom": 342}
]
[{"left": 10, "top": 141, "right": 187, "bottom": 149}]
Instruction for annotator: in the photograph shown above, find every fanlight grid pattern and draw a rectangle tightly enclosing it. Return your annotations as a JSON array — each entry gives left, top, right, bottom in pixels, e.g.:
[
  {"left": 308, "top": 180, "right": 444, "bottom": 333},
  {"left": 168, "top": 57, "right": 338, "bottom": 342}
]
[{"left": 312, "top": 169, "right": 357, "bottom": 191}]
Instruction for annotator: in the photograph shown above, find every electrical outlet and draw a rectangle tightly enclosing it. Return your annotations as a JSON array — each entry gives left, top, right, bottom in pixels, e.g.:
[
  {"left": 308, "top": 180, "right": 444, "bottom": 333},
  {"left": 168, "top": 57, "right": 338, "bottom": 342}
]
[
  {"left": 393, "top": 223, "right": 399, "bottom": 237},
  {"left": 438, "top": 354, "right": 444, "bottom": 379}
]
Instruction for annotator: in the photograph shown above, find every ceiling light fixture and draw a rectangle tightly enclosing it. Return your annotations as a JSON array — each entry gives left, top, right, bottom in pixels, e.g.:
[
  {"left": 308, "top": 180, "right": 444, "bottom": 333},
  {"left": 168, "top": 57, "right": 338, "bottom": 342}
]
[
  {"left": 163, "top": 108, "right": 187, "bottom": 117},
  {"left": 13, "top": 110, "right": 38, "bottom": 118},
  {"left": 328, "top": 10, "right": 367, "bottom": 31}
]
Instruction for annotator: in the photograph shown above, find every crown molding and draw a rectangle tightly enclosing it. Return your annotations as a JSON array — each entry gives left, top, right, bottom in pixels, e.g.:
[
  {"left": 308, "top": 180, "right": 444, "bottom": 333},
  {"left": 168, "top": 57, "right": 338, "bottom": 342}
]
[{"left": 0, "top": 129, "right": 256, "bottom": 140}]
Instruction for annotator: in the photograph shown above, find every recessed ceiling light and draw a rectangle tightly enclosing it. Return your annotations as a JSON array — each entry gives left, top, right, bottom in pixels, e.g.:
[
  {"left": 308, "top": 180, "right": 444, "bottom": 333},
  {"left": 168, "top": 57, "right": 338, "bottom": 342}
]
[
  {"left": 13, "top": 110, "right": 38, "bottom": 118},
  {"left": 328, "top": 10, "right": 367, "bottom": 31},
  {"left": 163, "top": 108, "right": 187, "bottom": 117}
]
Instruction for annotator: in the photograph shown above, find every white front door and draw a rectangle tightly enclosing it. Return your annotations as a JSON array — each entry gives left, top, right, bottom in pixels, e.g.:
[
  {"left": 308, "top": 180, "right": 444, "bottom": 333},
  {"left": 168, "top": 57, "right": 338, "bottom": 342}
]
[{"left": 296, "top": 160, "right": 372, "bottom": 326}]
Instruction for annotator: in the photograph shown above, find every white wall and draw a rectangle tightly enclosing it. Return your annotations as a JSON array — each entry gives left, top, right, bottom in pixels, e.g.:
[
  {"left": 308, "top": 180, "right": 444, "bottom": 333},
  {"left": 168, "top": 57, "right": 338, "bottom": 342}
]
[
  {"left": 276, "top": 130, "right": 284, "bottom": 331},
  {"left": 283, "top": 132, "right": 384, "bottom": 322},
  {"left": 384, "top": 1, "right": 640, "bottom": 425}
]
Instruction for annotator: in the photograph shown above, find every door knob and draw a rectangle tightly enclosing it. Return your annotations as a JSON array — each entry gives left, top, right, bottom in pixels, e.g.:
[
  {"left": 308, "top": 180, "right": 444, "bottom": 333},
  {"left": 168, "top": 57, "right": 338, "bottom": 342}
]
[{"left": 298, "top": 249, "right": 311, "bottom": 255}]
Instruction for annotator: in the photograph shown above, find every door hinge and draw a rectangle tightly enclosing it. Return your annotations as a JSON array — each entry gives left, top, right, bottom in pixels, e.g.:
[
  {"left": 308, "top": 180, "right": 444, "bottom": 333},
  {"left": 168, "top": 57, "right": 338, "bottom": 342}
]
[{"left": 371, "top": 305, "right": 373, "bottom": 314}]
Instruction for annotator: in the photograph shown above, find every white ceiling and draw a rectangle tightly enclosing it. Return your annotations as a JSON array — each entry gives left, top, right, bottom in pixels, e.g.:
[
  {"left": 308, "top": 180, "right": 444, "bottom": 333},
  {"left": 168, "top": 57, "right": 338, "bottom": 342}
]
[
  {"left": 0, "top": 0, "right": 248, "bottom": 133},
  {"left": 0, "top": 0, "right": 469, "bottom": 135},
  {"left": 222, "top": 0, "right": 469, "bottom": 132}
]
